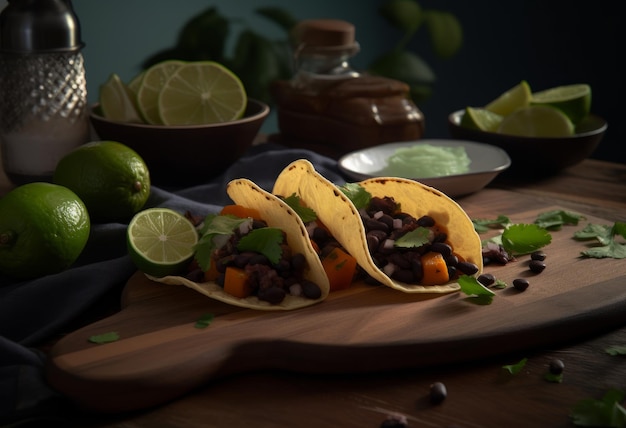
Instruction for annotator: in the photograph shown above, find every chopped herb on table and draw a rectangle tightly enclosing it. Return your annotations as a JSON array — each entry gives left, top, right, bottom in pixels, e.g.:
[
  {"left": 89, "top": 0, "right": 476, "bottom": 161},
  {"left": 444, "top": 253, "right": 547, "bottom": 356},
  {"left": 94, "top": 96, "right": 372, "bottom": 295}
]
[
  {"left": 570, "top": 388, "right": 626, "bottom": 427},
  {"left": 502, "top": 357, "right": 528, "bottom": 375},
  {"left": 88, "top": 332, "right": 120, "bottom": 344},
  {"left": 574, "top": 221, "right": 626, "bottom": 259}
]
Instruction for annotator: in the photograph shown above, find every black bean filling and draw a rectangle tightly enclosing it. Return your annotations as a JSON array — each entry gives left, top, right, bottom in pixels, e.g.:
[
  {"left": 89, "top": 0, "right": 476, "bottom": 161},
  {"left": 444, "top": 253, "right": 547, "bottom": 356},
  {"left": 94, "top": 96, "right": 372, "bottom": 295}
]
[
  {"left": 357, "top": 196, "right": 478, "bottom": 285},
  {"left": 212, "top": 218, "right": 322, "bottom": 304}
]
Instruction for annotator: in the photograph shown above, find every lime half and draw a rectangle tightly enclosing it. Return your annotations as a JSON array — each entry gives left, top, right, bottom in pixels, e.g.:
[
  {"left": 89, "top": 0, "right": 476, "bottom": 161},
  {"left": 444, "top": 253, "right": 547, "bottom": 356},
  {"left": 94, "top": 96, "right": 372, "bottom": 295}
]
[
  {"left": 158, "top": 61, "right": 247, "bottom": 126},
  {"left": 497, "top": 105, "right": 575, "bottom": 137},
  {"left": 485, "top": 80, "right": 532, "bottom": 116},
  {"left": 99, "top": 73, "right": 143, "bottom": 123},
  {"left": 461, "top": 107, "right": 503, "bottom": 132},
  {"left": 127, "top": 208, "right": 198, "bottom": 278},
  {"left": 136, "top": 60, "right": 185, "bottom": 124},
  {"left": 531, "top": 83, "right": 591, "bottom": 125}
]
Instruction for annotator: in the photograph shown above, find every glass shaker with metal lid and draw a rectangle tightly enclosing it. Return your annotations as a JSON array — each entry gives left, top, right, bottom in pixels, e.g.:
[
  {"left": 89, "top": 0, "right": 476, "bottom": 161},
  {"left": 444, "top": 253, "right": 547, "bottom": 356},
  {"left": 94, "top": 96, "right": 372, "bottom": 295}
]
[{"left": 0, "top": 0, "right": 89, "bottom": 185}]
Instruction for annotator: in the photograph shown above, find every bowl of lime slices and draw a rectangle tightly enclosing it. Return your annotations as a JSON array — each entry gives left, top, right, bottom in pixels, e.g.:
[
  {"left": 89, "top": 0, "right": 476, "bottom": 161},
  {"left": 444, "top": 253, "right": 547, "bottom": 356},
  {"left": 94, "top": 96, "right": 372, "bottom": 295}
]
[
  {"left": 448, "top": 82, "right": 607, "bottom": 178},
  {"left": 89, "top": 60, "right": 270, "bottom": 188}
]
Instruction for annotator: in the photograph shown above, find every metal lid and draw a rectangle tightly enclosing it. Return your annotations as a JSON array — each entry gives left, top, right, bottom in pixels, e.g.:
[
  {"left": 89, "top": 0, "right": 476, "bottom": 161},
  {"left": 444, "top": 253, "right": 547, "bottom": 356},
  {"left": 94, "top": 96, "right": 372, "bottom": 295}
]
[
  {"left": 0, "top": 0, "right": 84, "bottom": 54},
  {"left": 292, "top": 19, "right": 360, "bottom": 57}
]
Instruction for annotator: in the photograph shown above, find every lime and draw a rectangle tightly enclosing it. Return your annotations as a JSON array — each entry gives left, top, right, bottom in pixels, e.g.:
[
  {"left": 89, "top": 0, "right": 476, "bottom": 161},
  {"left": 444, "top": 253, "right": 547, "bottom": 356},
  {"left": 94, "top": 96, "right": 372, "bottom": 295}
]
[
  {"left": 127, "top": 70, "right": 145, "bottom": 97},
  {"left": 158, "top": 61, "right": 247, "bottom": 126},
  {"left": 460, "top": 107, "right": 503, "bottom": 132},
  {"left": 0, "top": 182, "right": 90, "bottom": 279},
  {"left": 127, "top": 208, "right": 198, "bottom": 277},
  {"left": 530, "top": 83, "right": 591, "bottom": 125},
  {"left": 99, "top": 73, "right": 143, "bottom": 123},
  {"left": 53, "top": 141, "right": 151, "bottom": 223},
  {"left": 485, "top": 80, "right": 532, "bottom": 116},
  {"left": 497, "top": 105, "right": 575, "bottom": 137},
  {"left": 136, "top": 60, "right": 185, "bottom": 124}
]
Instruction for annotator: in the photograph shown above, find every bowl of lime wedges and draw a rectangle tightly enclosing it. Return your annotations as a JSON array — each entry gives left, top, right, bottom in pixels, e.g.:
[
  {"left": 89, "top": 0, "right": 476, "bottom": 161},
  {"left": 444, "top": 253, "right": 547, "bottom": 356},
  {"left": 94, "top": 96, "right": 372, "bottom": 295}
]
[
  {"left": 89, "top": 60, "right": 270, "bottom": 188},
  {"left": 448, "top": 81, "right": 607, "bottom": 177}
]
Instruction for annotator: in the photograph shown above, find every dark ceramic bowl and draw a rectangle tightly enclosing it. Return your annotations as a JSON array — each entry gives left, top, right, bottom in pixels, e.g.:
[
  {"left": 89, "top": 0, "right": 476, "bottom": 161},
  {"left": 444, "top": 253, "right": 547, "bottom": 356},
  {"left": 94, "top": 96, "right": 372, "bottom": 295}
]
[
  {"left": 90, "top": 99, "right": 270, "bottom": 187},
  {"left": 448, "top": 109, "right": 607, "bottom": 177}
]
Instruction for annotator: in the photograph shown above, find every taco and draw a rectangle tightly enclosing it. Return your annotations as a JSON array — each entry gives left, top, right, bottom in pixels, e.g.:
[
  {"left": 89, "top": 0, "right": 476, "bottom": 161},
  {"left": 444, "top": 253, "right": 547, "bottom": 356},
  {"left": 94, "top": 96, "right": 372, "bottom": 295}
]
[
  {"left": 155, "top": 178, "right": 330, "bottom": 310},
  {"left": 272, "top": 159, "right": 483, "bottom": 293}
]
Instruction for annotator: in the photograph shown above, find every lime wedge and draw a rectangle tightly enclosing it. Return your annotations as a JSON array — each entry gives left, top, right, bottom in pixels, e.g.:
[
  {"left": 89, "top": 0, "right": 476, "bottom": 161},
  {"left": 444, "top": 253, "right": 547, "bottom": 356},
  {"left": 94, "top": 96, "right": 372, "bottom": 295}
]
[
  {"left": 99, "top": 73, "right": 143, "bottom": 123},
  {"left": 158, "top": 61, "right": 247, "bottom": 126},
  {"left": 531, "top": 83, "right": 591, "bottom": 125},
  {"left": 485, "top": 80, "right": 532, "bottom": 116},
  {"left": 460, "top": 107, "right": 503, "bottom": 132},
  {"left": 136, "top": 60, "right": 185, "bottom": 125},
  {"left": 497, "top": 105, "right": 575, "bottom": 137},
  {"left": 127, "top": 208, "right": 198, "bottom": 278}
]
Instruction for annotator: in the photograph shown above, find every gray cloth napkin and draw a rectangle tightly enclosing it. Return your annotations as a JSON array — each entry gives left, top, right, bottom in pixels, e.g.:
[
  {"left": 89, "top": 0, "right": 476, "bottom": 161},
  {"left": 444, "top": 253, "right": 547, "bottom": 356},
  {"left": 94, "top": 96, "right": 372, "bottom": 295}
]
[{"left": 0, "top": 144, "right": 344, "bottom": 424}]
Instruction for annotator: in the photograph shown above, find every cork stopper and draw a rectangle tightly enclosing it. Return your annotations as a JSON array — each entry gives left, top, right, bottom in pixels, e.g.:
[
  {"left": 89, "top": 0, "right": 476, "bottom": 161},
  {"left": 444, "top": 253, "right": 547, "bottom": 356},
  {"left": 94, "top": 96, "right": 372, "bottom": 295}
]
[{"left": 291, "top": 19, "right": 360, "bottom": 56}]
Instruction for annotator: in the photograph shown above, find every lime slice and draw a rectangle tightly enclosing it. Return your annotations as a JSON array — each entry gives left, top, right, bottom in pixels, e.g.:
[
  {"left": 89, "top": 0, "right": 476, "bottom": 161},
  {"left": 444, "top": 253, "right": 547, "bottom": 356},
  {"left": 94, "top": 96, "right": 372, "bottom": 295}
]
[
  {"left": 127, "top": 208, "right": 198, "bottom": 277},
  {"left": 99, "top": 73, "right": 143, "bottom": 123},
  {"left": 158, "top": 61, "right": 247, "bottom": 126},
  {"left": 497, "top": 105, "right": 575, "bottom": 137},
  {"left": 127, "top": 70, "right": 145, "bottom": 98},
  {"left": 485, "top": 80, "right": 532, "bottom": 116},
  {"left": 136, "top": 60, "right": 185, "bottom": 125},
  {"left": 530, "top": 83, "right": 591, "bottom": 125},
  {"left": 460, "top": 107, "right": 503, "bottom": 132}
]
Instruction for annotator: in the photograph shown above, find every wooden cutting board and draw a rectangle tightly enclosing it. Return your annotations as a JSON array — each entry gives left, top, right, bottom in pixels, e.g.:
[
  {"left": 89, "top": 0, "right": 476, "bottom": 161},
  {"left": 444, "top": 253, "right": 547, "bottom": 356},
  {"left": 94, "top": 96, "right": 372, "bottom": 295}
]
[{"left": 45, "top": 188, "right": 626, "bottom": 413}]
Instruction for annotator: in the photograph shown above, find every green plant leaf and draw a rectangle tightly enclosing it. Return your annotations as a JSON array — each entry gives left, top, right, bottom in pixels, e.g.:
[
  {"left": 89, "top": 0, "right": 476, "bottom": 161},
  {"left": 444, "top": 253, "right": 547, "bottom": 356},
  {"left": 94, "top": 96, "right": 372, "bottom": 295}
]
[
  {"left": 501, "top": 223, "right": 552, "bottom": 256},
  {"left": 231, "top": 30, "right": 290, "bottom": 103},
  {"left": 502, "top": 357, "right": 528, "bottom": 375},
  {"left": 423, "top": 10, "right": 463, "bottom": 59},
  {"left": 256, "top": 7, "right": 298, "bottom": 32},
  {"left": 378, "top": 0, "right": 424, "bottom": 34},
  {"left": 369, "top": 50, "right": 436, "bottom": 85},
  {"left": 176, "top": 7, "right": 230, "bottom": 61}
]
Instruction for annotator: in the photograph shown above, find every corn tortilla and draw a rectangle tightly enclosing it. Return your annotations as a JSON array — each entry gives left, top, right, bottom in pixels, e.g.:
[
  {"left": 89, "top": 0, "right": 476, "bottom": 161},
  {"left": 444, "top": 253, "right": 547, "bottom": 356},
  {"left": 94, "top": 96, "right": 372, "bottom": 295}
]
[{"left": 272, "top": 159, "right": 483, "bottom": 293}]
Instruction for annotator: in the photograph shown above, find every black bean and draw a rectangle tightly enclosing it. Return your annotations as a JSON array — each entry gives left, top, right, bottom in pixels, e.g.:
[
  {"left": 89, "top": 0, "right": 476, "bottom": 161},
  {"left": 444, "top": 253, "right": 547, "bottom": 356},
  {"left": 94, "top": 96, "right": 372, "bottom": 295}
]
[
  {"left": 529, "top": 260, "right": 546, "bottom": 273},
  {"left": 378, "top": 213, "right": 395, "bottom": 229},
  {"left": 248, "top": 253, "right": 269, "bottom": 266},
  {"left": 365, "top": 217, "right": 389, "bottom": 232},
  {"left": 430, "top": 242, "right": 452, "bottom": 258},
  {"left": 312, "top": 227, "right": 330, "bottom": 244},
  {"left": 380, "top": 413, "right": 408, "bottom": 428},
  {"left": 366, "top": 233, "right": 380, "bottom": 252},
  {"left": 429, "top": 381, "right": 447, "bottom": 405},
  {"left": 445, "top": 254, "right": 459, "bottom": 267},
  {"left": 513, "top": 278, "right": 529, "bottom": 291},
  {"left": 391, "top": 268, "right": 415, "bottom": 283},
  {"left": 417, "top": 215, "right": 435, "bottom": 227},
  {"left": 388, "top": 252, "right": 411, "bottom": 269},
  {"left": 258, "top": 286, "right": 286, "bottom": 304},
  {"left": 291, "top": 252, "right": 306, "bottom": 271},
  {"left": 531, "top": 251, "right": 547, "bottom": 261},
  {"left": 477, "top": 273, "right": 495, "bottom": 286},
  {"left": 549, "top": 359, "right": 565, "bottom": 375},
  {"left": 411, "top": 258, "right": 423, "bottom": 282},
  {"left": 456, "top": 261, "right": 479, "bottom": 275},
  {"left": 301, "top": 280, "right": 322, "bottom": 299}
]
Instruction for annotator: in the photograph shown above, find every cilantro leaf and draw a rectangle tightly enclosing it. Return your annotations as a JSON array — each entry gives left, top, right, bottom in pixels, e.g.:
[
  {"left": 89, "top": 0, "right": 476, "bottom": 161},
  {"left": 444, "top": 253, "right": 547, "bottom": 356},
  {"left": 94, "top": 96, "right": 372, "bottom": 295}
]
[
  {"left": 472, "top": 215, "right": 511, "bottom": 233},
  {"left": 606, "top": 345, "right": 626, "bottom": 356},
  {"left": 502, "top": 357, "right": 528, "bottom": 375},
  {"left": 576, "top": 222, "right": 626, "bottom": 259},
  {"left": 394, "top": 227, "right": 430, "bottom": 248},
  {"left": 281, "top": 193, "right": 318, "bottom": 223},
  {"left": 236, "top": 227, "right": 284, "bottom": 265},
  {"left": 88, "top": 332, "right": 120, "bottom": 344},
  {"left": 570, "top": 389, "right": 626, "bottom": 427},
  {"left": 195, "top": 313, "right": 215, "bottom": 329},
  {"left": 535, "top": 210, "right": 585, "bottom": 230},
  {"left": 501, "top": 223, "right": 552, "bottom": 256},
  {"left": 458, "top": 275, "right": 495, "bottom": 304},
  {"left": 194, "top": 215, "right": 252, "bottom": 271},
  {"left": 544, "top": 372, "right": 563, "bottom": 383},
  {"left": 339, "top": 183, "right": 371, "bottom": 210}
]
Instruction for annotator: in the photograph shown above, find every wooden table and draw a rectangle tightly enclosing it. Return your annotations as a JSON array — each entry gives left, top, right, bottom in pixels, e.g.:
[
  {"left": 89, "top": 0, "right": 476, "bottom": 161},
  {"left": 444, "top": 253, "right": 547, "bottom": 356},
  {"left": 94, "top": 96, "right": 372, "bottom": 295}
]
[{"left": 3, "top": 156, "right": 626, "bottom": 428}]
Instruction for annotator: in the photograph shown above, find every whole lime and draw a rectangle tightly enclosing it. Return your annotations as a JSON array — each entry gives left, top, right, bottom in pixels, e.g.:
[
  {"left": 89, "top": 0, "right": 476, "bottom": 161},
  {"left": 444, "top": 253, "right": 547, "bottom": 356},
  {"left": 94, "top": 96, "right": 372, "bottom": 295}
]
[
  {"left": 53, "top": 141, "right": 151, "bottom": 223},
  {"left": 0, "top": 182, "right": 90, "bottom": 280}
]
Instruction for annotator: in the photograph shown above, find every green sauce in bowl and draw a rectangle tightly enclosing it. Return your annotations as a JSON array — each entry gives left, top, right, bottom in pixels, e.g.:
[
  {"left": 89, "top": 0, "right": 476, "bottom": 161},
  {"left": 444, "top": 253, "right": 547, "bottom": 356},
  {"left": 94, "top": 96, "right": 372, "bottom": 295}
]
[{"left": 381, "top": 144, "right": 471, "bottom": 178}]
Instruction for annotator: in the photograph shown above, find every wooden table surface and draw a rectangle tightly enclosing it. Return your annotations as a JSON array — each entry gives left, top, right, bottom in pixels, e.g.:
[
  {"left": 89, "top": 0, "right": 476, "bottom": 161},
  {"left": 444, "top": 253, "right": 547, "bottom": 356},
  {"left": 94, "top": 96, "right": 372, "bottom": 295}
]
[{"left": 2, "top": 153, "right": 626, "bottom": 428}]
